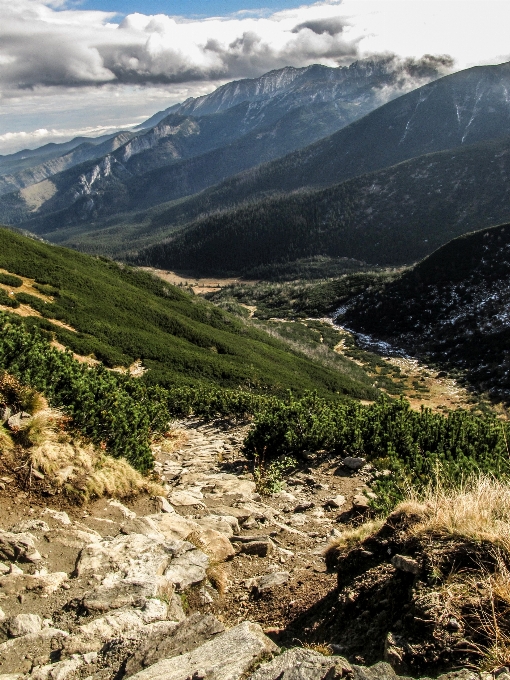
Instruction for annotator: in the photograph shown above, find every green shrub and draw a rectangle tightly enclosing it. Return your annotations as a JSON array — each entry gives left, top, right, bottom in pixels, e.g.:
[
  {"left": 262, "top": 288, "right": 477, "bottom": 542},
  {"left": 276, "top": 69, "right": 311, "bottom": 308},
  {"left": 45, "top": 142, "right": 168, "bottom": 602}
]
[
  {"left": 243, "top": 393, "right": 510, "bottom": 512},
  {"left": 0, "top": 273, "right": 22, "bottom": 287}
]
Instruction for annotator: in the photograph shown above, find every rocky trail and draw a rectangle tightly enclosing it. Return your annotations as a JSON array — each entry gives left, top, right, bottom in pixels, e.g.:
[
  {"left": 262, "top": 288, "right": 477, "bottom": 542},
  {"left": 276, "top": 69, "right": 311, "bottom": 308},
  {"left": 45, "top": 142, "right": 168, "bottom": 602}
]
[{"left": 0, "top": 418, "right": 496, "bottom": 680}]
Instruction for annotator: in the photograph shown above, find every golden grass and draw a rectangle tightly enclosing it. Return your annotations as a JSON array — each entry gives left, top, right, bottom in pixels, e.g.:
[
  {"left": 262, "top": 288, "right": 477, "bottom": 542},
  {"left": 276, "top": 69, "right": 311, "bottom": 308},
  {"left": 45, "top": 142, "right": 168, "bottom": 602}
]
[
  {"left": 1, "top": 399, "right": 164, "bottom": 501},
  {"left": 399, "top": 476, "right": 510, "bottom": 555}
]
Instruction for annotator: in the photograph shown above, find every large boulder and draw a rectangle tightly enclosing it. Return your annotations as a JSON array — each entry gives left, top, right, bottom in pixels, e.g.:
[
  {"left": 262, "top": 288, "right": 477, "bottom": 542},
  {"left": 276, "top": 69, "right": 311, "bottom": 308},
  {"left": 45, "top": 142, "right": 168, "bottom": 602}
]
[
  {"left": 76, "top": 533, "right": 209, "bottom": 610},
  {"left": 127, "top": 621, "right": 278, "bottom": 680}
]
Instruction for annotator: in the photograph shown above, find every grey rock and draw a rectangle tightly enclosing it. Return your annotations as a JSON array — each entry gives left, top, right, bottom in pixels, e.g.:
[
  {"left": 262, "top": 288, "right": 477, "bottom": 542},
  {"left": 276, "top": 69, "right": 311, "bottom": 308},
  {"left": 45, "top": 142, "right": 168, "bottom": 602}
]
[
  {"left": 436, "top": 671, "right": 480, "bottom": 680},
  {"left": 391, "top": 554, "right": 420, "bottom": 575},
  {"left": 324, "top": 496, "right": 346, "bottom": 509},
  {"left": 213, "top": 506, "right": 252, "bottom": 524},
  {"left": 167, "top": 593, "right": 186, "bottom": 622},
  {"left": 245, "top": 571, "right": 290, "bottom": 594},
  {"left": 156, "top": 496, "right": 175, "bottom": 514},
  {"left": 352, "top": 495, "right": 370, "bottom": 510},
  {"left": 0, "top": 530, "right": 42, "bottom": 562},
  {"left": 242, "top": 517, "right": 260, "bottom": 530},
  {"left": 8, "top": 613, "right": 43, "bottom": 637},
  {"left": 0, "top": 406, "right": 12, "bottom": 423},
  {"left": 124, "top": 613, "right": 225, "bottom": 677},
  {"left": 127, "top": 620, "right": 278, "bottom": 680},
  {"left": 351, "top": 662, "right": 398, "bottom": 680},
  {"left": 293, "top": 502, "right": 314, "bottom": 513},
  {"left": 343, "top": 457, "right": 366, "bottom": 471},
  {"left": 248, "top": 648, "right": 351, "bottom": 680},
  {"left": 164, "top": 548, "right": 209, "bottom": 591},
  {"left": 9, "top": 519, "right": 50, "bottom": 534}
]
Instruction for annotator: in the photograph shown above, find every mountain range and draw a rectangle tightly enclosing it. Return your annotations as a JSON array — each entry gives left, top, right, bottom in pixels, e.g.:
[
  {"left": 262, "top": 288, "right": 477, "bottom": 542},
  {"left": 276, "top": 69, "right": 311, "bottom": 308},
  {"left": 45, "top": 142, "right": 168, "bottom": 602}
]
[{"left": 0, "top": 57, "right": 447, "bottom": 248}]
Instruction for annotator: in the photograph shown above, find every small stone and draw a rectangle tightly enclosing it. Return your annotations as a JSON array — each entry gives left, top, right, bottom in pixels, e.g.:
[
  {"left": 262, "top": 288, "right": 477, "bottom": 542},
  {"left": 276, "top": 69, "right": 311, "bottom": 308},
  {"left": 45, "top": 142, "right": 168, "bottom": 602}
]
[
  {"left": 156, "top": 496, "right": 175, "bottom": 514},
  {"left": 43, "top": 509, "right": 72, "bottom": 525},
  {"left": 83, "top": 652, "right": 99, "bottom": 664},
  {"left": 8, "top": 613, "right": 43, "bottom": 637},
  {"left": 240, "top": 541, "right": 273, "bottom": 557},
  {"left": 446, "top": 616, "right": 461, "bottom": 631},
  {"left": 343, "top": 457, "right": 366, "bottom": 471},
  {"left": 324, "top": 495, "right": 346, "bottom": 509},
  {"left": 391, "top": 554, "right": 420, "bottom": 575},
  {"left": 352, "top": 494, "right": 370, "bottom": 509},
  {"left": 293, "top": 501, "right": 314, "bottom": 513},
  {"left": 242, "top": 517, "right": 259, "bottom": 530},
  {"left": 245, "top": 571, "right": 290, "bottom": 594},
  {"left": 7, "top": 412, "right": 32, "bottom": 430}
]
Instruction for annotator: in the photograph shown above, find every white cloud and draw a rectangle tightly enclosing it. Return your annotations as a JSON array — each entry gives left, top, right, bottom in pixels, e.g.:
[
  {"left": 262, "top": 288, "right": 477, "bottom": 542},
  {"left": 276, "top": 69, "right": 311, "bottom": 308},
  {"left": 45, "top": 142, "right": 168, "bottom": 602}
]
[{"left": 1, "top": 0, "right": 510, "bottom": 154}]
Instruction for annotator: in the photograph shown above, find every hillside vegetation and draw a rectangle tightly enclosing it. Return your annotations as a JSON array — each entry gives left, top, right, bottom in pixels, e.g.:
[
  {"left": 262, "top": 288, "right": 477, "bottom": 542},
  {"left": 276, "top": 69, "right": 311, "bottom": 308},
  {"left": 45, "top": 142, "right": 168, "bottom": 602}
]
[{"left": 0, "top": 227, "right": 379, "bottom": 403}]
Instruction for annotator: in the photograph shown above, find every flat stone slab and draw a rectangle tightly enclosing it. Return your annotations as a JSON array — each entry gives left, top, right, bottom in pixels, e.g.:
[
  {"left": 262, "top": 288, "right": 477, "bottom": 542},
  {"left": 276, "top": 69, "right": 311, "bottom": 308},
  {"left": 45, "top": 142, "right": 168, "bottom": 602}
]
[{"left": 127, "top": 621, "right": 278, "bottom": 680}]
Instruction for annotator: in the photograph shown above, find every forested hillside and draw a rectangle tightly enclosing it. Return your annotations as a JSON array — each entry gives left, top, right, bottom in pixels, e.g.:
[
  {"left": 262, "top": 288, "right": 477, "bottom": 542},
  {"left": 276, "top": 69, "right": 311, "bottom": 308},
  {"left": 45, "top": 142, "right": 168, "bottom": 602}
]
[{"left": 131, "top": 135, "right": 510, "bottom": 273}]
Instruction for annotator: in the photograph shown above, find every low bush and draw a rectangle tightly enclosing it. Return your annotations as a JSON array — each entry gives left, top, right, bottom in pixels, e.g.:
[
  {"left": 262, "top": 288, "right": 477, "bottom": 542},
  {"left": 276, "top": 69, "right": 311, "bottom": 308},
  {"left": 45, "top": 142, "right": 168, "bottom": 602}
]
[{"left": 243, "top": 393, "right": 510, "bottom": 511}]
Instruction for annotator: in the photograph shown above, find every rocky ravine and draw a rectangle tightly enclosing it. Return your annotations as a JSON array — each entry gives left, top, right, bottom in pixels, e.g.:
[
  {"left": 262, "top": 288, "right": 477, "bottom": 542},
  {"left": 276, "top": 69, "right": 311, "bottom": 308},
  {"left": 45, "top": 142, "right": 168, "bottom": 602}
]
[{"left": 0, "top": 418, "right": 493, "bottom": 680}]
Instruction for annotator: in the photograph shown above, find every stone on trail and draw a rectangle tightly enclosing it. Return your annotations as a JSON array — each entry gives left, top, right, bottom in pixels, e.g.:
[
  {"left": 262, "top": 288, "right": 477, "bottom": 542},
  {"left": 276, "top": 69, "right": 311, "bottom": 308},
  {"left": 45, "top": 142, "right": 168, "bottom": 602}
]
[
  {"left": 127, "top": 621, "right": 278, "bottom": 680},
  {"left": 391, "top": 554, "right": 420, "bottom": 575},
  {"left": 196, "top": 514, "right": 239, "bottom": 537},
  {"left": 248, "top": 648, "right": 351, "bottom": 680},
  {"left": 8, "top": 613, "right": 43, "bottom": 637},
  {"left": 168, "top": 490, "right": 205, "bottom": 507},
  {"left": 156, "top": 496, "right": 175, "bottom": 513},
  {"left": 324, "top": 496, "right": 346, "bottom": 509},
  {"left": 0, "top": 531, "right": 41, "bottom": 563},
  {"left": 352, "top": 495, "right": 370, "bottom": 510},
  {"left": 342, "top": 457, "right": 366, "bottom": 471},
  {"left": 239, "top": 540, "right": 273, "bottom": 557},
  {"left": 123, "top": 612, "right": 226, "bottom": 678},
  {"left": 10, "top": 520, "right": 50, "bottom": 533},
  {"left": 31, "top": 656, "right": 83, "bottom": 680},
  {"left": 245, "top": 571, "right": 290, "bottom": 595}
]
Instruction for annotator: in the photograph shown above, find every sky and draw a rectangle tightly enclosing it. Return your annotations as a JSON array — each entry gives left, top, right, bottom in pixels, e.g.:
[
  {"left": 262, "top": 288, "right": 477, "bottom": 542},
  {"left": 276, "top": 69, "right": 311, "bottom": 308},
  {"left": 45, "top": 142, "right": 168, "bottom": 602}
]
[{"left": 1, "top": 0, "right": 510, "bottom": 155}]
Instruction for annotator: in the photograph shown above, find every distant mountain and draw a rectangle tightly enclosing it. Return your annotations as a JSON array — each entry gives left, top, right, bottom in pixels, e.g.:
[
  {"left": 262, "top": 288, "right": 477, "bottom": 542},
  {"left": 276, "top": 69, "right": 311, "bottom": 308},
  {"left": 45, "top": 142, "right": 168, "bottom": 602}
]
[
  {"left": 138, "top": 58, "right": 444, "bottom": 122},
  {"left": 0, "top": 131, "right": 135, "bottom": 196},
  {"left": 0, "top": 57, "right": 445, "bottom": 240},
  {"left": 0, "top": 133, "right": 121, "bottom": 177},
  {"left": 126, "top": 134, "right": 510, "bottom": 273},
  {"left": 341, "top": 223, "right": 510, "bottom": 401}
]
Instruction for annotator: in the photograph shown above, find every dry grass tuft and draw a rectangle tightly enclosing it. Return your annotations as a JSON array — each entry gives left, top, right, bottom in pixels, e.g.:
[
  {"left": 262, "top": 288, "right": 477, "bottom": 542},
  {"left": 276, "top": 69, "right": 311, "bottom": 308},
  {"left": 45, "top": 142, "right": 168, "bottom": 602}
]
[
  {"left": 2, "top": 403, "right": 164, "bottom": 502},
  {"left": 400, "top": 475, "right": 510, "bottom": 555},
  {"left": 303, "top": 643, "right": 333, "bottom": 656}
]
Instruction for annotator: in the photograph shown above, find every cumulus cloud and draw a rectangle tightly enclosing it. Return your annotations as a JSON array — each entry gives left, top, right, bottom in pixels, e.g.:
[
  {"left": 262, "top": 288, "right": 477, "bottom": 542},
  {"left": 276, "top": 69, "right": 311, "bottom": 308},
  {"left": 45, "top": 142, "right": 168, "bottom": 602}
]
[{"left": 0, "top": 0, "right": 363, "bottom": 93}]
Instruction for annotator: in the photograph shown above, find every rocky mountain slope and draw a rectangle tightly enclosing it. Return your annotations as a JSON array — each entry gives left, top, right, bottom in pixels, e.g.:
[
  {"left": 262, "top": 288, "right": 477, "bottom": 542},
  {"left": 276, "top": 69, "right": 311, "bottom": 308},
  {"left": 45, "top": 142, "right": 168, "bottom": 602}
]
[
  {"left": 0, "top": 57, "right": 446, "bottom": 242},
  {"left": 341, "top": 222, "right": 510, "bottom": 400}
]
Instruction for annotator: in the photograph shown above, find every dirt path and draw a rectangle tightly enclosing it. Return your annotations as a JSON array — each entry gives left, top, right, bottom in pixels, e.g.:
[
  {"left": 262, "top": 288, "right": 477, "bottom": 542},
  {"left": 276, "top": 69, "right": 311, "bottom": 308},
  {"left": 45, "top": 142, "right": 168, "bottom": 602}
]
[{"left": 155, "top": 419, "right": 373, "bottom": 635}]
